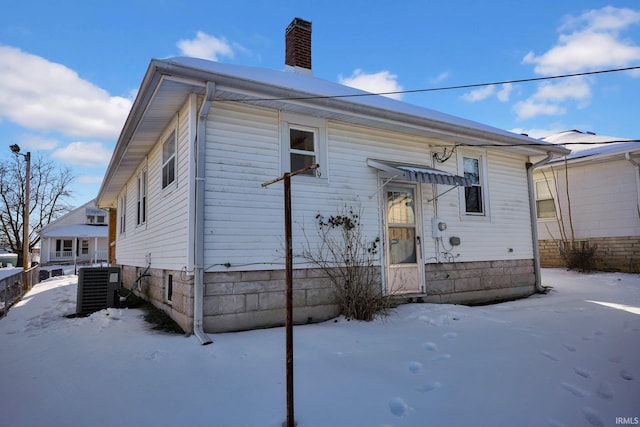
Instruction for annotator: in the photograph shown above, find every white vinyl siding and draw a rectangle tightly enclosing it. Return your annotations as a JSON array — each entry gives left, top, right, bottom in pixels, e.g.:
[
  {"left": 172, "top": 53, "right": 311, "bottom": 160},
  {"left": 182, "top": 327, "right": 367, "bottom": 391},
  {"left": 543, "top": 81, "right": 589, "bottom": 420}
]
[
  {"left": 201, "top": 102, "right": 534, "bottom": 270},
  {"left": 534, "top": 159, "right": 640, "bottom": 241},
  {"left": 115, "top": 99, "right": 194, "bottom": 271}
]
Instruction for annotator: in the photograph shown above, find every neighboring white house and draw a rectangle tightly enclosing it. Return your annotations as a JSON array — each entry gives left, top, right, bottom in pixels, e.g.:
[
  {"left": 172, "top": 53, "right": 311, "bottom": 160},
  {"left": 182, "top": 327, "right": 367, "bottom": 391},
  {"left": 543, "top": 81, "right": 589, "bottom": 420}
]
[
  {"left": 96, "top": 18, "right": 569, "bottom": 337},
  {"left": 534, "top": 130, "right": 640, "bottom": 272},
  {"left": 38, "top": 199, "right": 109, "bottom": 266}
]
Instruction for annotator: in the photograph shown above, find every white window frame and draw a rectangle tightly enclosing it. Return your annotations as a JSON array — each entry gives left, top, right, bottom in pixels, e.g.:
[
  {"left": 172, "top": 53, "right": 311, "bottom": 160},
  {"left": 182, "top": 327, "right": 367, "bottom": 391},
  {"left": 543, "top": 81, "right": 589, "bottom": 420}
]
[
  {"left": 280, "top": 112, "right": 327, "bottom": 181},
  {"left": 535, "top": 179, "right": 557, "bottom": 220},
  {"left": 162, "top": 129, "right": 177, "bottom": 191},
  {"left": 81, "top": 239, "right": 89, "bottom": 255},
  {"left": 119, "top": 192, "right": 127, "bottom": 235},
  {"left": 458, "top": 150, "right": 489, "bottom": 219},
  {"left": 136, "top": 168, "right": 147, "bottom": 226}
]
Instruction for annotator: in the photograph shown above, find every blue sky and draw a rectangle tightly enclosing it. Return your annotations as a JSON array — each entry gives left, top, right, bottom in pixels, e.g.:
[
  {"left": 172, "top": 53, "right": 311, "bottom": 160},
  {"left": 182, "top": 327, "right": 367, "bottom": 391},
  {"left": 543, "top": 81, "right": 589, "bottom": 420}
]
[{"left": 1, "top": 1, "right": 639, "bottom": 207}]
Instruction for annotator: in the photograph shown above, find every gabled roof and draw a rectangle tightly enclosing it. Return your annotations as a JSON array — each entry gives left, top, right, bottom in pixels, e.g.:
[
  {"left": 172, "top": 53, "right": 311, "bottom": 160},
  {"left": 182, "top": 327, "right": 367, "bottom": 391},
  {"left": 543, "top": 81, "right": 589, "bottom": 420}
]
[
  {"left": 541, "top": 130, "right": 640, "bottom": 164},
  {"left": 97, "top": 57, "right": 570, "bottom": 207}
]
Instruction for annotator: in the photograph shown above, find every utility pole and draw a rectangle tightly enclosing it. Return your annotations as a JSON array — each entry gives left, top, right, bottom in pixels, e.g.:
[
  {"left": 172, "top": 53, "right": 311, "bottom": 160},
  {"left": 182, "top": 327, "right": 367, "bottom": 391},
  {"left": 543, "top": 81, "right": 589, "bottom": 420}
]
[
  {"left": 262, "top": 163, "right": 318, "bottom": 427},
  {"left": 10, "top": 144, "right": 31, "bottom": 290}
]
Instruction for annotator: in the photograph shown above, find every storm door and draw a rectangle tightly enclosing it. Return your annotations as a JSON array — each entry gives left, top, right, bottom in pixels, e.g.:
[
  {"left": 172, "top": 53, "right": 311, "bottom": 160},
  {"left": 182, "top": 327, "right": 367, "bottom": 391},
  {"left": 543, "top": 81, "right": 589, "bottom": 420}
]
[{"left": 384, "top": 184, "right": 423, "bottom": 294}]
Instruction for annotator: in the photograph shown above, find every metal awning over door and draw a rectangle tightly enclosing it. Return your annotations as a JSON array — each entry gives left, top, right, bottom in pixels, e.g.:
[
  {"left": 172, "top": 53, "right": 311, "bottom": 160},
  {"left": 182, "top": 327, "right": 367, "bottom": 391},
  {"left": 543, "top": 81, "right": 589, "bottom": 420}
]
[{"left": 367, "top": 159, "right": 472, "bottom": 187}]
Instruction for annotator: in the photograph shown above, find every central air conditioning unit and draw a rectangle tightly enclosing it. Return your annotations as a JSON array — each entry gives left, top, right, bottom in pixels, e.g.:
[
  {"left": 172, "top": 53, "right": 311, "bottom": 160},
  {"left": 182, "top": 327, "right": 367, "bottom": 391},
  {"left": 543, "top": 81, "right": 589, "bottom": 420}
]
[{"left": 76, "top": 267, "right": 121, "bottom": 315}]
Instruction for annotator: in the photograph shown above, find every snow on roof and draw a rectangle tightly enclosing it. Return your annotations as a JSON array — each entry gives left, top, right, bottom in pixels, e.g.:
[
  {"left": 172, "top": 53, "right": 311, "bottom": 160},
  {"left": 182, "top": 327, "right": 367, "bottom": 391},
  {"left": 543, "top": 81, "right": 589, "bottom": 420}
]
[
  {"left": 542, "top": 130, "right": 640, "bottom": 162},
  {"left": 165, "top": 57, "right": 558, "bottom": 147},
  {"left": 41, "top": 224, "right": 108, "bottom": 238}
]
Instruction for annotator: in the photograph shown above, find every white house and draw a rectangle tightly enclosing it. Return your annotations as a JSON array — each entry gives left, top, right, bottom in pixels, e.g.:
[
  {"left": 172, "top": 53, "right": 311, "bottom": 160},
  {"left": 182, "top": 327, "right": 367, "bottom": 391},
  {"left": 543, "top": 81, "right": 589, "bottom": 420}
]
[
  {"left": 38, "top": 199, "right": 109, "bottom": 266},
  {"left": 96, "top": 18, "right": 569, "bottom": 339},
  {"left": 534, "top": 130, "right": 640, "bottom": 272}
]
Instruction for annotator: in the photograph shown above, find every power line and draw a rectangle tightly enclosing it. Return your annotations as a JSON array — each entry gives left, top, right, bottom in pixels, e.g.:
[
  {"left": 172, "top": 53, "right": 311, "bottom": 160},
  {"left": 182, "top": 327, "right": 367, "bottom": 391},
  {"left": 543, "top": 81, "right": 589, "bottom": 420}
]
[{"left": 219, "top": 65, "right": 640, "bottom": 102}]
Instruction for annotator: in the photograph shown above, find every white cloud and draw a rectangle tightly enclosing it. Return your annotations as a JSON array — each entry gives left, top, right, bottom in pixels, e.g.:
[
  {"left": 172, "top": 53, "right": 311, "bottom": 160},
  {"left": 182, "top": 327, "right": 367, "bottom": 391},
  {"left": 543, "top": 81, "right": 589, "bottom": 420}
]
[
  {"left": 560, "top": 5, "right": 640, "bottom": 33},
  {"left": 429, "top": 71, "right": 450, "bottom": 84},
  {"left": 523, "top": 31, "right": 640, "bottom": 75},
  {"left": 462, "top": 85, "right": 495, "bottom": 102},
  {"left": 523, "top": 6, "right": 640, "bottom": 75},
  {"left": 339, "top": 69, "right": 404, "bottom": 100},
  {"left": 517, "top": 6, "right": 640, "bottom": 120},
  {"left": 18, "top": 134, "right": 59, "bottom": 151},
  {"left": 177, "top": 31, "right": 235, "bottom": 61},
  {"left": 514, "top": 76, "right": 591, "bottom": 120},
  {"left": 77, "top": 175, "right": 105, "bottom": 185},
  {"left": 513, "top": 99, "right": 566, "bottom": 121},
  {"left": 0, "top": 45, "right": 131, "bottom": 140},
  {"left": 462, "top": 83, "right": 512, "bottom": 103},
  {"left": 496, "top": 83, "right": 513, "bottom": 102},
  {"left": 52, "top": 141, "right": 112, "bottom": 167}
]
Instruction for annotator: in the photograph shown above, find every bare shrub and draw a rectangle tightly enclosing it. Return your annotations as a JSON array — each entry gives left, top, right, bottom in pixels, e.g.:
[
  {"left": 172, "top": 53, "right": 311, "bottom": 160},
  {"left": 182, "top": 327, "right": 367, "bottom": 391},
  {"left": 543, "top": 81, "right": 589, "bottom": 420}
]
[
  {"left": 302, "top": 206, "right": 389, "bottom": 321},
  {"left": 563, "top": 243, "right": 598, "bottom": 272}
]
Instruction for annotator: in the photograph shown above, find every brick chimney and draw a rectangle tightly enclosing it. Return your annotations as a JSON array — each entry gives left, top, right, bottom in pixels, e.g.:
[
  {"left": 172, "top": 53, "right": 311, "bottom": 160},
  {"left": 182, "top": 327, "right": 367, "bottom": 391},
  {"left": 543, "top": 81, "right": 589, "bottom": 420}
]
[{"left": 285, "top": 18, "right": 312, "bottom": 75}]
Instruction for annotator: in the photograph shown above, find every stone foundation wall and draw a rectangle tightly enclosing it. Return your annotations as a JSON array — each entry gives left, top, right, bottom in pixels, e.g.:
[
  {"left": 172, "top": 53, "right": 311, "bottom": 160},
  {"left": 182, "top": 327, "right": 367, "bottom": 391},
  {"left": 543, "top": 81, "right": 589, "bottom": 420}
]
[
  {"left": 538, "top": 240, "right": 565, "bottom": 268},
  {"left": 421, "top": 259, "right": 536, "bottom": 304},
  {"left": 121, "top": 265, "right": 194, "bottom": 333},
  {"left": 119, "top": 259, "right": 539, "bottom": 334},
  {"left": 202, "top": 268, "right": 340, "bottom": 333},
  {"left": 539, "top": 237, "right": 640, "bottom": 273}
]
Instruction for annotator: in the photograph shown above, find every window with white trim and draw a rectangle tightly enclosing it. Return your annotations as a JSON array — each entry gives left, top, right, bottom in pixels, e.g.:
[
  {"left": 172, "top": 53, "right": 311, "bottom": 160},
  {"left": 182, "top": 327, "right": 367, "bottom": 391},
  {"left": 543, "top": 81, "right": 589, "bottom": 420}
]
[
  {"left": 162, "top": 130, "right": 176, "bottom": 189},
  {"left": 281, "top": 113, "right": 326, "bottom": 178},
  {"left": 81, "top": 239, "right": 89, "bottom": 255},
  {"left": 119, "top": 193, "right": 127, "bottom": 235},
  {"left": 137, "top": 169, "right": 147, "bottom": 225},
  {"left": 463, "top": 156, "right": 483, "bottom": 214},
  {"left": 458, "top": 151, "right": 489, "bottom": 217},
  {"left": 535, "top": 180, "right": 556, "bottom": 219}
]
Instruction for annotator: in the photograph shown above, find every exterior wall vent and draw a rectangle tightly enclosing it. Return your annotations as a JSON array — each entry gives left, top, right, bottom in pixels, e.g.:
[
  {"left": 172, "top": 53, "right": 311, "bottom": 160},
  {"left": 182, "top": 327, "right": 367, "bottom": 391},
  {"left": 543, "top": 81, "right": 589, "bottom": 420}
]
[{"left": 76, "top": 267, "right": 121, "bottom": 315}]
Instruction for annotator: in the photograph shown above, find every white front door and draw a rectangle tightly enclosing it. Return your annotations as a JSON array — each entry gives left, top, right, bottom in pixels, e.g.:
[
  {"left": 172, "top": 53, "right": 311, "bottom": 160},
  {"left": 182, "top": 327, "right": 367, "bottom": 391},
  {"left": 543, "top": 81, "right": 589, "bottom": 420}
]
[{"left": 384, "top": 184, "right": 423, "bottom": 294}]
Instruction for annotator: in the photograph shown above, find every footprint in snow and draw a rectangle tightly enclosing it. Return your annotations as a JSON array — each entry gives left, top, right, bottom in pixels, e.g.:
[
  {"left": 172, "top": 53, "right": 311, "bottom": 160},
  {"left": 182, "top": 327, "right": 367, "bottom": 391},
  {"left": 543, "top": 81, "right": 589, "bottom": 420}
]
[
  {"left": 596, "top": 382, "right": 614, "bottom": 400},
  {"left": 582, "top": 406, "right": 604, "bottom": 427},
  {"left": 416, "top": 381, "right": 442, "bottom": 392},
  {"left": 562, "top": 343, "right": 577, "bottom": 352},
  {"left": 574, "top": 367, "right": 591, "bottom": 379},
  {"left": 422, "top": 342, "right": 438, "bottom": 351},
  {"left": 561, "top": 382, "right": 590, "bottom": 397},
  {"left": 619, "top": 369, "right": 634, "bottom": 381},
  {"left": 608, "top": 355, "right": 622, "bottom": 364},
  {"left": 389, "top": 397, "right": 410, "bottom": 417},
  {"left": 431, "top": 353, "right": 452, "bottom": 362},
  {"left": 541, "top": 350, "right": 559, "bottom": 361},
  {"left": 442, "top": 332, "right": 457, "bottom": 339},
  {"left": 408, "top": 362, "right": 422, "bottom": 373}
]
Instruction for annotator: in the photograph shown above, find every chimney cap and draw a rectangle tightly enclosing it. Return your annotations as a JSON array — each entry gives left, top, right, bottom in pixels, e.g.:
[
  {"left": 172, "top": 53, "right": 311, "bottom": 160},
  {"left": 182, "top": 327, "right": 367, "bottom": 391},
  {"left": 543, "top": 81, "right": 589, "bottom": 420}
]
[{"left": 286, "top": 17, "right": 312, "bottom": 34}]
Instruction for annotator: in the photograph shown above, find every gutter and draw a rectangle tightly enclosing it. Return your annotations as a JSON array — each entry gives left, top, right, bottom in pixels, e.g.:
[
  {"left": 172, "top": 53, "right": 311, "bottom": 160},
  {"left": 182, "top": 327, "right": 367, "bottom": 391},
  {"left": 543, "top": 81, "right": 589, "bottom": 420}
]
[
  {"left": 193, "top": 81, "right": 216, "bottom": 345},
  {"left": 625, "top": 152, "right": 640, "bottom": 216},
  {"left": 526, "top": 152, "right": 555, "bottom": 293}
]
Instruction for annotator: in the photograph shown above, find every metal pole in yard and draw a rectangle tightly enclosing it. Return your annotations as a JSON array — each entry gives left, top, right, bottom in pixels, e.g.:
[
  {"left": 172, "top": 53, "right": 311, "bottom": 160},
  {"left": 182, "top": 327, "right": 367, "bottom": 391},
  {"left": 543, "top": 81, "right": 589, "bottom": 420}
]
[
  {"left": 283, "top": 171, "right": 294, "bottom": 427},
  {"left": 262, "top": 163, "right": 318, "bottom": 427}
]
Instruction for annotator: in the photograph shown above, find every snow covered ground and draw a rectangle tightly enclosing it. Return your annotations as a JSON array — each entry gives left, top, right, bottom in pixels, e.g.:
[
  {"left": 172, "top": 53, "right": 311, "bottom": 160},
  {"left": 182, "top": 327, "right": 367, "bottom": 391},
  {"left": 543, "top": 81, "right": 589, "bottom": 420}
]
[{"left": 0, "top": 268, "right": 638, "bottom": 427}]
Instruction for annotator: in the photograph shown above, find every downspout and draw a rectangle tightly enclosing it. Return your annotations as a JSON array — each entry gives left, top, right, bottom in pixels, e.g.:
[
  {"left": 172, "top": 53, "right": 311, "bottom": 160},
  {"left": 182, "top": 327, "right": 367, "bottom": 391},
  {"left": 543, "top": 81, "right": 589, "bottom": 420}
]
[
  {"left": 526, "top": 152, "right": 554, "bottom": 293},
  {"left": 624, "top": 153, "right": 640, "bottom": 216},
  {"left": 193, "top": 82, "right": 216, "bottom": 345}
]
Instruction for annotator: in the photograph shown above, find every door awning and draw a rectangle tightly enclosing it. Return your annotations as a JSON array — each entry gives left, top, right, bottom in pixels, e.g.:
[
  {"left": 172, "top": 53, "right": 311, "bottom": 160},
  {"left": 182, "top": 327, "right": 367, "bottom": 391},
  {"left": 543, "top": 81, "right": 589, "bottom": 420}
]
[{"left": 367, "top": 159, "right": 472, "bottom": 187}]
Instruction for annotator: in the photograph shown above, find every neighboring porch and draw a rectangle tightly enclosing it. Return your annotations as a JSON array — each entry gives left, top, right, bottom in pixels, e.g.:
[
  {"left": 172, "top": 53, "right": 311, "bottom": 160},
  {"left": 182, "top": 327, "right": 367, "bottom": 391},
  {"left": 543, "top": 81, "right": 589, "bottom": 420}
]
[{"left": 40, "top": 225, "right": 109, "bottom": 266}]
